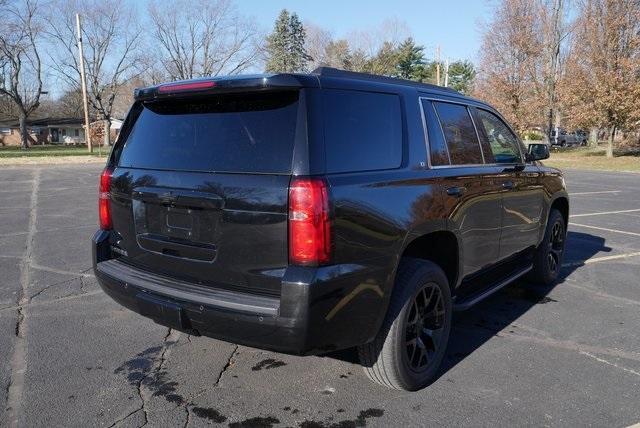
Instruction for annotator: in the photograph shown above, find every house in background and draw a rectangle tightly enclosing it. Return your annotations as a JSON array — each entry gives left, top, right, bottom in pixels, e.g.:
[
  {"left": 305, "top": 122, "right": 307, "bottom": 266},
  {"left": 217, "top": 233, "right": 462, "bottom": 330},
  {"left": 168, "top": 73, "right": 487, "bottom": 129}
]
[
  {"left": 0, "top": 117, "right": 86, "bottom": 146},
  {"left": 0, "top": 120, "right": 42, "bottom": 146}
]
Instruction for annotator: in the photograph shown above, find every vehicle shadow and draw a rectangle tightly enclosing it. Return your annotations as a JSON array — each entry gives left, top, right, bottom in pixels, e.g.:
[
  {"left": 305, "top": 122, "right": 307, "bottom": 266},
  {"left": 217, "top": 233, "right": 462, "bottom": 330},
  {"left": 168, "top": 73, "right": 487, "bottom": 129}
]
[
  {"left": 326, "top": 231, "right": 612, "bottom": 377},
  {"left": 440, "top": 230, "right": 610, "bottom": 376}
]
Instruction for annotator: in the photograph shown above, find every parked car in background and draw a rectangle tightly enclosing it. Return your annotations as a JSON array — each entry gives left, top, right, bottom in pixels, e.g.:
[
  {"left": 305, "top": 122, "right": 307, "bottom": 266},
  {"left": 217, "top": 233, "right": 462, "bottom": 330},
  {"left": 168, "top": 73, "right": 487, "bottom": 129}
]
[
  {"left": 550, "top": 127, "right": 588, "bottom": 147},
  {"left": 574, "top": 130, "right": 589, "bottom": 145},
  {"left": 93, "top": 68, "right": 569, "bottom": 391}
]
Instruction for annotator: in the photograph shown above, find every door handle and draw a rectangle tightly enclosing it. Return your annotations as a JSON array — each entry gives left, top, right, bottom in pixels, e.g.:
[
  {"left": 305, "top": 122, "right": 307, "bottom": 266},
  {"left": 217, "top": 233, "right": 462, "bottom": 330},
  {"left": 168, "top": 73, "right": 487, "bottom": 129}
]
[
  {"left": 132, "top": 186, "right": 224, "bottom": 209},
  {"left": 446, "top": 186, "right": 466, "bottom": 197},
  {"left": 502, "top": 181, "right": 515, "bottom": 190}
]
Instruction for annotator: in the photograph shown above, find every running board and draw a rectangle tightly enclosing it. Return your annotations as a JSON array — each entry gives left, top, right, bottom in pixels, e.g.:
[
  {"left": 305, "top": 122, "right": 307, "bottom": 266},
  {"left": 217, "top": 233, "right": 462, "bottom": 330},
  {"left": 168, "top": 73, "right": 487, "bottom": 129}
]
[{"left": 453, "top": 264, "right": 533, "bottom": 311}]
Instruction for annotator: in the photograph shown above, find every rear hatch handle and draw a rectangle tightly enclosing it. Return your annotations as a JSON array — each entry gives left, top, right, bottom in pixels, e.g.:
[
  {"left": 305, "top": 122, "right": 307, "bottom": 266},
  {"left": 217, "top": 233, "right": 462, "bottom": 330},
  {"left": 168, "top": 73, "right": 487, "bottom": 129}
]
[{"left": 132, "top": 187, "right": 225, "bottom": 210}]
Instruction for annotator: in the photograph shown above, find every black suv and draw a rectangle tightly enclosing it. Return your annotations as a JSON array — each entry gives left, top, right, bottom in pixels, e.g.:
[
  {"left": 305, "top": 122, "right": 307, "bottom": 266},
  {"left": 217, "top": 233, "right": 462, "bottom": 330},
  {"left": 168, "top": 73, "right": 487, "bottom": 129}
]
[{"left": 93, "top": 67, "right": 568, "bottom": 391}]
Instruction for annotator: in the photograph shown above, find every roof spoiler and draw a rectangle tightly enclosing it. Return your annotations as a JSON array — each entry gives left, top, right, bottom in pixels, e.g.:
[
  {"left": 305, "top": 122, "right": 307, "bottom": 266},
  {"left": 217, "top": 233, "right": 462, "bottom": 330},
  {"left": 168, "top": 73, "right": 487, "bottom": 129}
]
[{"left": 134, "top": 74, "right": 312, "bottom": 101}]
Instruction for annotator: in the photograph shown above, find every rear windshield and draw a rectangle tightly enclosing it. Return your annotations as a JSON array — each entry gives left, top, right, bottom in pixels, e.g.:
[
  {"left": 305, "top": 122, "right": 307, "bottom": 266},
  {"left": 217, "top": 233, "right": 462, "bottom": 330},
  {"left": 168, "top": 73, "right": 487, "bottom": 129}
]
[{"left": 116, "top": 91, "right": 300, "bottom": 174}]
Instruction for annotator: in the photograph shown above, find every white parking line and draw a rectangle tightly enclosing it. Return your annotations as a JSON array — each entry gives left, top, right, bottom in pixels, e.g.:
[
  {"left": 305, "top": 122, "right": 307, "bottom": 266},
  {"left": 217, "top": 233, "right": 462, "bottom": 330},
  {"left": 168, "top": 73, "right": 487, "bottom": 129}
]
[
  {"left": 569, "top": 190, "right": 621, "bottom": 196},
  {"left": 569, "top": 222, "right": 640, "bottom": 237},
  {"left": 564, "top": 281, "right": 640, "bottom": 306},
  {"left": 580, "top": 351, "right": 640, "bottom": 377},
  {"left": 562, "top": 251, "right": 640, "bottom": 267},
  {"left": 571, "top": 208, "right": 640, "bottom": 218}
]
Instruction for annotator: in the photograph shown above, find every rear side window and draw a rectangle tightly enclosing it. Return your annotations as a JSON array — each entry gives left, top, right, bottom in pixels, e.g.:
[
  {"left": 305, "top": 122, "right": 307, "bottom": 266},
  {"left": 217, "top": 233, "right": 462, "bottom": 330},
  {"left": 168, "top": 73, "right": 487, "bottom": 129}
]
[
  {"left": 421, "top": 100, "right": 450, "bottom": 166},
  {"left": 475, "top": 109, "right": 522, "bottom": 164},
  {"left": 117, "top": 91, "right": 299, "bottom": 174},
  {"left": 433, "top": 102, "right": 483, "bottom": 165},
  {"left": 323, "top": 89, "right": 402, "bottom": 173}
]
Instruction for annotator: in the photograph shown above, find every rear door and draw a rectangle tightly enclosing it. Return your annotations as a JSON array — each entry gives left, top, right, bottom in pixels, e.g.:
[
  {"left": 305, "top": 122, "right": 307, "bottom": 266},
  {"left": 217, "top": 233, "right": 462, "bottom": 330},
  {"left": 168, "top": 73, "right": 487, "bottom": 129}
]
[
  {"left": 472, "top": 107, "right": 544, "bottom": 260},
  {"left": 422, "top": 99, "right": 504, "bottom": 280},
  {"left": 108, "top": 90, "right": 303, "bottom": 296}
]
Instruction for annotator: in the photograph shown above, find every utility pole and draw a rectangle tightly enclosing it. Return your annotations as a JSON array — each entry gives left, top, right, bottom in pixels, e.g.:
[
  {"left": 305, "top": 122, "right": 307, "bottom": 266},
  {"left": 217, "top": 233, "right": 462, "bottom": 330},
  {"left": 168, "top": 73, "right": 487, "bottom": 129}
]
[
  {"left": 76, "top": 13, "right": 92, "bottom": 153},
  {"left": 444, "top": 58, "right": 449, "bottom": 87},
  {"left": 435, "top": 45, "right": 441, "bottom": 86}
]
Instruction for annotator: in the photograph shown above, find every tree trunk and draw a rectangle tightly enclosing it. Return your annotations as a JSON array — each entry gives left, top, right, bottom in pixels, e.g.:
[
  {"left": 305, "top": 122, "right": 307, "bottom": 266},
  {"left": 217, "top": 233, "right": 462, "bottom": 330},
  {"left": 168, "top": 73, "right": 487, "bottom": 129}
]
[
  {"left": 103, "top": 119, "right": 111, "bottom": 147},
  {"left": 19, "top": 113, "right": 29, "bottom": 150},
  {"left": 546, "top": 108, "right": 554, "bottom": 144},
  {"left": 606, "top": 126, "right": 616, "bottom": 158},
  {"left": 589, "top": 128, "right": 598, "bottom": 147}
]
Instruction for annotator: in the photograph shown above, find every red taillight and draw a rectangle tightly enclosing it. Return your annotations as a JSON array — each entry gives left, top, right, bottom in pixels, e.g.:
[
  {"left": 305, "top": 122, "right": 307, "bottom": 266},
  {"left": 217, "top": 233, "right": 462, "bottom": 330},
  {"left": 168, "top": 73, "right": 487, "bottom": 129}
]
[
  {"left": 99, "top": 167, "right": 113, "bottom": 230},
  {"left": 158, "top": 80, "right": 216, "bottom": 93},
  {"left": 288, "top": 178, "right": 331, "bottom": 266}
]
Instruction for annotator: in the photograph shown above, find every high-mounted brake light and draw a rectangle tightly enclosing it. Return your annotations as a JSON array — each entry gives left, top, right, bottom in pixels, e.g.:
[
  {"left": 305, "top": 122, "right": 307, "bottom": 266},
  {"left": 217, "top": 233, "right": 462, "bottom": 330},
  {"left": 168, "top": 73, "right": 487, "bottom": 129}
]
[
  {"left": 99, "top": 167, "right": 113, "bottom": 230},
  {"left": 157, "top": 80, "right": 216, "bottom": 93},
  {"left": 288, "top": 178, "right": 331, "bottom": 265}
]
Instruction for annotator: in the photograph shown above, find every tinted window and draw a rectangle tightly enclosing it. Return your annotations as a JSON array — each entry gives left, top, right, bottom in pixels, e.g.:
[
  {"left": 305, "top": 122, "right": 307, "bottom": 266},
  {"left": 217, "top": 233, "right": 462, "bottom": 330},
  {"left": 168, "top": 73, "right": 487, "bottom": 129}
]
[
  {"left": 117, "top": 91, "right": 299, "bottom": 173},
  {"left": 476, "top": 109, "right": 521, "bottom": 164},
  {"left": 421, "top": 100, "right": 449, "bottom": 166},
  {"left": 433, "top": 102, "right": 483, "bottom": 165},
  {"left": 323, "top": 89, "right": 402, "bottom": 173}
]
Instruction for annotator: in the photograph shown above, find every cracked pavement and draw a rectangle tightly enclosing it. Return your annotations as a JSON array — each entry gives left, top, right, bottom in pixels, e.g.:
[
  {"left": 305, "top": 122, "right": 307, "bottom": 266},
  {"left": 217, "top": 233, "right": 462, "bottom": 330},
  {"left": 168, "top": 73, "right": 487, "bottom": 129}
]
[{"left": 1, "top": 164, "right": 640, "bottom": 427}]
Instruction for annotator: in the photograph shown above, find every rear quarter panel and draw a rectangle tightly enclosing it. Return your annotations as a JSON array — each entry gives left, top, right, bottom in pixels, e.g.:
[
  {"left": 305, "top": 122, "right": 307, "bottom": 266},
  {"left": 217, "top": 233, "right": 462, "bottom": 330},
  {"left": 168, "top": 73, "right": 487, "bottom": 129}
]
[{"left": 318, "top": 83, "right": 447, "bottom": 342}]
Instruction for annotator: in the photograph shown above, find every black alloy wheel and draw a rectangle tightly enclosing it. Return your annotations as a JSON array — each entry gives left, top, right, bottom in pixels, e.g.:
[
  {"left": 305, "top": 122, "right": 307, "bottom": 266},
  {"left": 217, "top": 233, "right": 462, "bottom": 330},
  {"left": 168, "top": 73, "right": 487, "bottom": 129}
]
[
  {"left": 404, "top": 283, "right": 446, "bottom": 371},
  {"left": 527, "top": 208, "right": 566, "bottom": 285},
  {"left": 547, "top": 218, "right": 565, "bottom": 275},
  {"left": 358, "top": 258, "right": 452, "bottom": 391}
]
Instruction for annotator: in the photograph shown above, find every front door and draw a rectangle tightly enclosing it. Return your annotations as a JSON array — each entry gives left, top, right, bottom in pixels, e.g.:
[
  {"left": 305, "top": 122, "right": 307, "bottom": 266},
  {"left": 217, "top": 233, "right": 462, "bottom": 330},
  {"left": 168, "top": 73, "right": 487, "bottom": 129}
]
[
  {"left": 50, "top": 128, "right": 59, "bottom": 143},
  {"left": 499, "top": 167, "right": 544, "bottom": 259},
  {"left": 471, "top": 107, "right": 544, "bottom": 261}
]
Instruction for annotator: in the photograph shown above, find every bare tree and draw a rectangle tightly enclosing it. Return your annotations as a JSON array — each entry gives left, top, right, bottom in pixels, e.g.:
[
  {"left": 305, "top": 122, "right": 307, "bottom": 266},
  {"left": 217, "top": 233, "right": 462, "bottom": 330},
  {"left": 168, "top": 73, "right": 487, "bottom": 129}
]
[
  {"left": 474, "top": 0, "right": 545, "bottom": 134},
  {"left": 54, "top": 88, "right": 85, "bottom": 118},
  {"left": 0, "top": 0, "right": 44, "bottom": 148},
  {"left": 541, "top": 0, "right": 570, "bottom": 141},
  {"left": 305, "top": 18, "right": 412, "bottom": 73},
  {"left": 147, "top": 0, "right": 261, "bottom": 81},
  {"left": 347, "top": 17, "right": 410, "bottom": 59},
  {"left": 561, "top": 0, "right": 640, "bottom": 157},
  {"left": 47, "top": 0, "right": 142, "bottom": 147},
  {"left": 305, "top": 23, "right": 333, "bottom": 70}
]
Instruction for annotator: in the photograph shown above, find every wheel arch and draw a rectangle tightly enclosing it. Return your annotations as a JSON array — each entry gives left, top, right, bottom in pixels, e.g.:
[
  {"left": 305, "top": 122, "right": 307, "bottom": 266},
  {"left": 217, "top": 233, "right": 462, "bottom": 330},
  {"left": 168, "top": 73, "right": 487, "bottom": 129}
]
[
  {"left": 399, "top": 229, "right": 460, "bottom": 290},
  {"left": 550, "top": 194, "right": 569, "bottom": 227}
]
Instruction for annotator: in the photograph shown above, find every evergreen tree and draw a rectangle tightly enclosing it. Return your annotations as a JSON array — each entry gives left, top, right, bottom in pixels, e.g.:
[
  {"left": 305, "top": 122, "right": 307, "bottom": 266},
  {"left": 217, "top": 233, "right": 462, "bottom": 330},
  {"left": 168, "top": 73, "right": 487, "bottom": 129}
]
[
  {"left": 265, "top": 10, "right": 291, "bottom": 72},
  {"left": 289, "top": 12, "right": 311, "bottom": 71},
  {"left": 366, "top": 41, "right": 399, "bottom": 76},
  {"left": 395, "top": 38, "right": 425, "bottom": 79},
  {"left": 447, "top": 60, "right": 476, "bottom": 94},
  {"left": 265, "top": 9, "right": 311, "bottom": 72}
]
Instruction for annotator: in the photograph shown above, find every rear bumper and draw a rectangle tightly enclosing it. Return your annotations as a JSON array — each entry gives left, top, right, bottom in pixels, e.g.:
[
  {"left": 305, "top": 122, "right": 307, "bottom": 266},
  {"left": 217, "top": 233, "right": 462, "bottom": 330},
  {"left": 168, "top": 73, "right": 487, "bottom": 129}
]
[{"left": 93, "top": 230, "right": 392, "bottom": 355}]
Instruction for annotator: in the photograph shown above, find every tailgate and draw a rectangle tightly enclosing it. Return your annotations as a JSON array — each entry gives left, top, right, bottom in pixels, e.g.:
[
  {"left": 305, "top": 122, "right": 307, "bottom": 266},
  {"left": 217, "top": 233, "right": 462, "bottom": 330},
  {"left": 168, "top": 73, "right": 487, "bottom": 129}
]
[
  {"left": 109, "top": 170, "right": 289, "bottom": 296},
  {"left": 107, "top": 90, "right": 301, "bottom": 296}
]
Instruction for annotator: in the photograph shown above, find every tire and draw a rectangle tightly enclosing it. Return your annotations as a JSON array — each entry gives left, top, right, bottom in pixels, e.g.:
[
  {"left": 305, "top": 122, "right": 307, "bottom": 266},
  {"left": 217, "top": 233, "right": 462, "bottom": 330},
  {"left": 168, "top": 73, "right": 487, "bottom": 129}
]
[
  {"left": 528, "top": 209, "right": 566, "bottom": 285},
  {"left": 357, "top": 258, "right": 452, "bottom": 391},
  {"left": 560, "top": 140, "right": 567, "bottom": 147}
]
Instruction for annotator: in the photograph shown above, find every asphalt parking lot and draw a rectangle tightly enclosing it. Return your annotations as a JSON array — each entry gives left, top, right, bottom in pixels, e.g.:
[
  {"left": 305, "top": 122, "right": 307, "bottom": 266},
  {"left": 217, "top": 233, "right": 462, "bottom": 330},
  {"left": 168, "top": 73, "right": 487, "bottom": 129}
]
[{"left": 1, "top": 164, "right": 639, "bottom": 427}]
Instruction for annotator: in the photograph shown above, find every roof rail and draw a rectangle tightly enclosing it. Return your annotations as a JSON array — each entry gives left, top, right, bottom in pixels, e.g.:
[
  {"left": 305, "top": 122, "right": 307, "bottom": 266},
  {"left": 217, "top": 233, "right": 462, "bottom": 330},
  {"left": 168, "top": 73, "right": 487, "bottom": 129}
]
[{"left": 311, "top": 67, "right": 460, "bottom": 94}]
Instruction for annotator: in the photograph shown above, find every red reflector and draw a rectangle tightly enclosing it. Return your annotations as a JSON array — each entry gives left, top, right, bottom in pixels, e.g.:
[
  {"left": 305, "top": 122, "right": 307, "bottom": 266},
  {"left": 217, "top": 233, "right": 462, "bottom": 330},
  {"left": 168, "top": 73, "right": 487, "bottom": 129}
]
[
  {"left": 99, "top": 167, "right": 113, "bottom": 230},
  {"left": 288, "top": 178, "right": 331, "bottom": 265},
  {"left": 158, "top": 80, "right": 216, "bottom": 93}
]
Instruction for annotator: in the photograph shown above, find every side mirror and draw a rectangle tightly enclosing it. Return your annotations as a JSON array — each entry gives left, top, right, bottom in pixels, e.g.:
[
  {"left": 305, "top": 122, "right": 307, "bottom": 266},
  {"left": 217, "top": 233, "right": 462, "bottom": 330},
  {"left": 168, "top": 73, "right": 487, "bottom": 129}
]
[{"left": 527, "top": 143, "right": 550, "bottom": 161}]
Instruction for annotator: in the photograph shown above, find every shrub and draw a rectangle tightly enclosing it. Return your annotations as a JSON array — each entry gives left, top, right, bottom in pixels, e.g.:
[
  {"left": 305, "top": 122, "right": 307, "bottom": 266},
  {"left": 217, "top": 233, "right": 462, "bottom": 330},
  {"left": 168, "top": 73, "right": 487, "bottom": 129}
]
[{"left": 521, "top": 131, "right": 544, "bottom": 141}]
